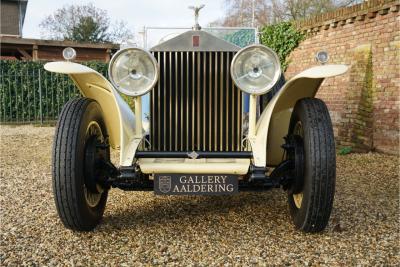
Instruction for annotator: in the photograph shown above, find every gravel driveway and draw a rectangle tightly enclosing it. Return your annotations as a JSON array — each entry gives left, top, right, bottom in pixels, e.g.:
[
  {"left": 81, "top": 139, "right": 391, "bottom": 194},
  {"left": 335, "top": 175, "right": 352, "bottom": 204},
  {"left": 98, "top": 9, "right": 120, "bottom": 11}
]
[{"left": 0, "top": 125, "right": 398, "bottom": 266}]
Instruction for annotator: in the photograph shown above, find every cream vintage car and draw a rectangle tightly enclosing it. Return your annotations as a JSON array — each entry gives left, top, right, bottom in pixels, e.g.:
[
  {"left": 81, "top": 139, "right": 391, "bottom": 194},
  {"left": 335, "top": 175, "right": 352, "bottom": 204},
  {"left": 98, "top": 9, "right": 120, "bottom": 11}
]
[{"left": 45, "top": 8, "right": 348, "bottom": 232}]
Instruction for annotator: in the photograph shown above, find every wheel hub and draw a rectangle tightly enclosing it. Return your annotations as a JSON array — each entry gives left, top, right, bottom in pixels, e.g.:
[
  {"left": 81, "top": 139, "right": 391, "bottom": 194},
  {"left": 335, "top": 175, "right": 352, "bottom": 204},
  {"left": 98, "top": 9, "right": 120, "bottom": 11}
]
[
  {"left": 284, "top": 135, "right": 304, "bottom": 194},
  {"left": 83, "top": 121, "right": 108, "bottom": 205},
  {"left": 293, "top": 192, "right": 303, "bottom": 209},
  {"left": 284, "top": 120, "right": 306, "bottom": 209}
]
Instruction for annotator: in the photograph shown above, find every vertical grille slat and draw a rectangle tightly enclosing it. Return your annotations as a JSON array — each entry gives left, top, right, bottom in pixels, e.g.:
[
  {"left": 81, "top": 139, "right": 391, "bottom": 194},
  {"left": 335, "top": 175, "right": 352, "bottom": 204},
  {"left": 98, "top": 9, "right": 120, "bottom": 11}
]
[
  {"left": 162, "top": 52, "right": 166, "bottom": 151},
  {"left": 219, "top": 52, "right": 223, "bottom": 151},
  {"left": 195, "top": 53, "right": 204, "bottom": 150},
  {"left": 191, "top": 52, "right": 195, "bottom": 150},
  {"left": 208, "top": 52, "right": 212, "bottom": 151},
  {"left": 180, "top": 52, "right": 184, "bottom": 151},
  {"left": 202, "top": 52, "right": 206, "bottom": 151},
  {"left": 214, "top": 52, "right": 218, "bottom": 151},
  {"left": 150, "top": 51, "right": 242, "bottom": 152},
  {"left": 185, "top": 52, "right": 189, "bottom": 151}
]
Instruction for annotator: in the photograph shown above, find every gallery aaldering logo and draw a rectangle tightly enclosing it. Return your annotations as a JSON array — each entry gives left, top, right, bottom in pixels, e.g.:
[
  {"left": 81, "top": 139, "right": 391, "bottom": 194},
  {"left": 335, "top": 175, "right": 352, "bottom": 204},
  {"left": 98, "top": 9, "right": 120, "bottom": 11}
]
[
  {"left": 154, "top": 174, "right": 238, "bottom": 195},
  {"left": 158, "top": 176, "right": 172, "bottom": 193}
]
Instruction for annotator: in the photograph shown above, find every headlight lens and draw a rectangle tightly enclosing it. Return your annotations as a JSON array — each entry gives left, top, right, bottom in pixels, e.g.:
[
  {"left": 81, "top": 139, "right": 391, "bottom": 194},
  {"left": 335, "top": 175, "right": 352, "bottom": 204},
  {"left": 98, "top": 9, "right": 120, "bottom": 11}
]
[
  {"left": 231, "top": 45, "right": 281, "bottom": 95},
  {"left": 315, "top": 50, "right": 329, "bottom": 64},
  {"left": 62, "top": 47, "right": 77, "bottom": 61},
  {"left": 108, "top": 47, "right": 159, "bottom": 96}
]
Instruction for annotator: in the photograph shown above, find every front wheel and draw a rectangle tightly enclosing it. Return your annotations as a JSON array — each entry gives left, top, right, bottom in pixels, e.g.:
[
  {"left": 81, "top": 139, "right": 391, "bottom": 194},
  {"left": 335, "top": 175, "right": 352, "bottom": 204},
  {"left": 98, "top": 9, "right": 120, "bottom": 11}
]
[
  {"left": 52, "top": 97, "right": 109, "bottom": 231},
  {"left": 286, "top": 98, "right": 336, "bottom": 233}
]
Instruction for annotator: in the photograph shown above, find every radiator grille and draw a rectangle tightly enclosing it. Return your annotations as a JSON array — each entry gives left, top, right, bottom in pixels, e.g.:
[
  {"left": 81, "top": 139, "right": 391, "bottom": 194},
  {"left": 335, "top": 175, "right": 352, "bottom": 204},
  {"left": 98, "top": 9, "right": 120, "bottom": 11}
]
[{"left": 150, "top": 51, "right": 243, "bottom": 152}]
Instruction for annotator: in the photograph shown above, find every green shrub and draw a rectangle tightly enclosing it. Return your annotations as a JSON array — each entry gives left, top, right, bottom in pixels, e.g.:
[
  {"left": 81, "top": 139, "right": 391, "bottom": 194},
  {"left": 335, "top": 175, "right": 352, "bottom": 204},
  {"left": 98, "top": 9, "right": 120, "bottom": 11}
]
[
  {"left": 260, "top": 22, "right": 305, "bottom": 71},
  {"left": 339, "top": 147, "right": 352, "bottom": 155}
]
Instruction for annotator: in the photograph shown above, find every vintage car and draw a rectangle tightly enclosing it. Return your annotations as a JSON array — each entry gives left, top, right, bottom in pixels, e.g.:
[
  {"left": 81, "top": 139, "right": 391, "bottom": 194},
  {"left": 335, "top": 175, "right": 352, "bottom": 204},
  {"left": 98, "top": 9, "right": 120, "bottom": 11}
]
[{"left": 45, "top": 8, "right": 348, "bottom": 232}]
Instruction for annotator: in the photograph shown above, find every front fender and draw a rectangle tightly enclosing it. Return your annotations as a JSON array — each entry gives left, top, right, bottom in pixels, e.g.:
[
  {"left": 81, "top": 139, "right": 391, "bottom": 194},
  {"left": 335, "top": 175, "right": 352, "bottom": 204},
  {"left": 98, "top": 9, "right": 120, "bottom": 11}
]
[
  {"left": 251, "top": 64, "right": 349, "bottom": 167},
  {"left": 44, "top": 61, "right": 137, "bottom": 166}
]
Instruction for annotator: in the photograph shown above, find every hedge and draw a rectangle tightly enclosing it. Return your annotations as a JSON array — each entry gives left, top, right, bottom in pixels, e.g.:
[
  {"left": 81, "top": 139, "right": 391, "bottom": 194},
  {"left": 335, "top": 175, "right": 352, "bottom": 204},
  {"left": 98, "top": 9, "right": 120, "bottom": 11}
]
[{"left": 0, "top": 60, "right": 110, "bottom": 123}]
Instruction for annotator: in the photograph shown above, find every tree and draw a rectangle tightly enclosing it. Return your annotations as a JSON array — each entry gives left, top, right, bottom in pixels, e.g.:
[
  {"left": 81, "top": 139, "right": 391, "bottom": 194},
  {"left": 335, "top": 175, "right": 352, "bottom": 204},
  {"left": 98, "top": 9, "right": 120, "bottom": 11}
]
[
  {"left": 210, "top": 0, "right": 273, "bottom": 27},
  {"left": 270, "top": 0, "right": 361, "bottom": 21},
  {"left": 70, "top": 16, "right": 109, "bottom": 43},
  {"left": 39, "top": 3, "right": 133, "bottom": 43},
  {"left": 212, "top": 0, "right": 362, "bottom": 27}
]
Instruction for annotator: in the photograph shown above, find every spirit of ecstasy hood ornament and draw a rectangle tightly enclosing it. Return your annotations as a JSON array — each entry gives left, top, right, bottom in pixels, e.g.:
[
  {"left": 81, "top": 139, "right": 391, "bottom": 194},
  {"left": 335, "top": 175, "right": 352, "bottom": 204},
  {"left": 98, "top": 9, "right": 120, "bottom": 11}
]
[{"left": 188, "top": 4, "right": 205, "bottom": 30}]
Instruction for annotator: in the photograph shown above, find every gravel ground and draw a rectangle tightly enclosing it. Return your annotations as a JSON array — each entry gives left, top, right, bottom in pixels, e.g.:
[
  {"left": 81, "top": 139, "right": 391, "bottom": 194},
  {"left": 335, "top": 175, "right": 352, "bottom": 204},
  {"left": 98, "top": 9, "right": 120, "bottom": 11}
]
[{"left": 0, "top": 125, "right": 399, "bottom": 266}]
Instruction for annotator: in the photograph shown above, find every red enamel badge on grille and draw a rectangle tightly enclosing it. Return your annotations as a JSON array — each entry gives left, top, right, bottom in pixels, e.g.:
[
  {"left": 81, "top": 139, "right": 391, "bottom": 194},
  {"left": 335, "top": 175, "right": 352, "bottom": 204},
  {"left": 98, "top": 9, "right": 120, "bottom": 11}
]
[{"left": 192, "top": 35, "right": 200, "bottom": 47}]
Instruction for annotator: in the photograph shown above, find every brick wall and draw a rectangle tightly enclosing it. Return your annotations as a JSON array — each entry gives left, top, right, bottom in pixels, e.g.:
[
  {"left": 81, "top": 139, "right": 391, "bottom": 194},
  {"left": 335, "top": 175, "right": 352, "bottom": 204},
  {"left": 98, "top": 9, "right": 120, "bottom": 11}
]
[{"left": 285, "top": 0, "right": 399, "bottom": 154}]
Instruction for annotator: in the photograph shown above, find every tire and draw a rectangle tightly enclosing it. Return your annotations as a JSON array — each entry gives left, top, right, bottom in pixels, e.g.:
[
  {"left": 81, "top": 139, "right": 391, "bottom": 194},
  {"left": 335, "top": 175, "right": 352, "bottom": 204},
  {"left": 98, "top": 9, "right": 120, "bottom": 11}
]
[
  {"left": 287, "top": 98, "right": 336, "bottom": 233},
  {"left": 52, "top": 97, "right": 109, "bottom": 231}
]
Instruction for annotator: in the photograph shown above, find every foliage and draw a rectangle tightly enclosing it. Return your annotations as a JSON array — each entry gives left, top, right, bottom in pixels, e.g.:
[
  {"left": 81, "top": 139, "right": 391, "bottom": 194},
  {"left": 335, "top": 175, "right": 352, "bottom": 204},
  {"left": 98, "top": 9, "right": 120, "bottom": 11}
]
[
  {"left": 271, "top": 0, "right": 361, "bottom": 21},
  {"left": 339, "top": 146, "right": 353, "bottom": 155},
  {"left": 213, "top": 0, "right": 361, "bottom": 27},
  {"left": 260, "top": 21, "right": 304, "bottom": 70},
  {"left": 39, "top": 3, "right": 133, "bottom": 43},
  {"left": 211, "top": 0, "right": 273, "bottom": 27},
  {"left": 70, "top": 16, "right": 109, "bottom": 43},
  {"left": 0, "top": 60, "right": 120, "bottom": 123}
]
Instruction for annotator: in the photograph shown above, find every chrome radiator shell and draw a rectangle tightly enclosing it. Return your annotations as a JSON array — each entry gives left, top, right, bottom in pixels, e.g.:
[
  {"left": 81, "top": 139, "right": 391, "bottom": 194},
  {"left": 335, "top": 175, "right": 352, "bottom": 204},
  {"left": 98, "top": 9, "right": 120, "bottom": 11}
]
[{"left": 150, "top": 50, "right": 243, "bottom": 152}]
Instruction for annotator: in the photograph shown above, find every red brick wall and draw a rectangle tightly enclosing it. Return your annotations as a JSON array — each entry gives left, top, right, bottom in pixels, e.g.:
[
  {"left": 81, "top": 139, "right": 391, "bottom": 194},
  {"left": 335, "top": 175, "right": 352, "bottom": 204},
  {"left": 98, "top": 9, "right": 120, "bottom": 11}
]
[{"left": 285, "top": 0, "right": 399, "bottom": 154}]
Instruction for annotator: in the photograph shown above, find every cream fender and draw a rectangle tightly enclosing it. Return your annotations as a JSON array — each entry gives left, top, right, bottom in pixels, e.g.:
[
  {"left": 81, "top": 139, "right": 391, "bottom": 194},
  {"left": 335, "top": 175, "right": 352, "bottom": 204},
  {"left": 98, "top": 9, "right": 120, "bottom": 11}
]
[
  {"left": 251, "top": 64, "right": 349, "bottom": 167},
  {"left": 44, "top": 61, "right": 139, "bottom": 166}
]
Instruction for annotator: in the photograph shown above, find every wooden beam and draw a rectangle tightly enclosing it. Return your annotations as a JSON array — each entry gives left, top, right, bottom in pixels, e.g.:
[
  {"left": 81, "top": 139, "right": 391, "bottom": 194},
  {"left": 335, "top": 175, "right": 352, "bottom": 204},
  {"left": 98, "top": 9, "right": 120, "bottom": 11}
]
[
  {"left": 105, "top": 48, "right": 111, "bottom": 63},
  {"left": 17, "top": 48, "right": 32, "bottom": 60},
  {"left": 1, "top": 36, "right": 119, "bottom": 49},
  {"left": 32, "top": 45, "right": 38, "bottom": 61}
]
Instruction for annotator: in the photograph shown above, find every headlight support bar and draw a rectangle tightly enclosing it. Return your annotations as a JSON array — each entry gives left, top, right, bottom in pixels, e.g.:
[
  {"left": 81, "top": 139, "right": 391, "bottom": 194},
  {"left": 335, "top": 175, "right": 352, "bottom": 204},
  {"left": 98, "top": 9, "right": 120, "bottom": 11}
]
[{"left": 134, "top": 97, "right": 142, "bottom": 137}]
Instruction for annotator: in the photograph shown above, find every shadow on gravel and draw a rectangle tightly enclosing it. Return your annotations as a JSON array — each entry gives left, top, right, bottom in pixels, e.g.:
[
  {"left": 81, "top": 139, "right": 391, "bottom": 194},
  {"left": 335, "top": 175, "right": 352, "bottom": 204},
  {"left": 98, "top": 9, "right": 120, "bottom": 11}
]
[{"left": 101, "top": 190, "right": 288, "bottom": 230}]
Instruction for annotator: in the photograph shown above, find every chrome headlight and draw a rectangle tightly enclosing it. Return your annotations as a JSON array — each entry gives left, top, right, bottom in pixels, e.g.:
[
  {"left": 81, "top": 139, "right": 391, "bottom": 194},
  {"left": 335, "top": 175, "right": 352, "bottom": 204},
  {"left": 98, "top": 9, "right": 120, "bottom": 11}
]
[
  {"left": 62, "top": 47, "right": 77, "bottom": 61},
  {"left": 108, "top": 47, "right": 159, "bottom": 96},
  {"left": 231, "top": 45, "right": 281, "bottom": 95},
  {"left": 315, "top": 50, "right": 329, "bottom": 64}
]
